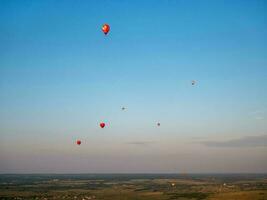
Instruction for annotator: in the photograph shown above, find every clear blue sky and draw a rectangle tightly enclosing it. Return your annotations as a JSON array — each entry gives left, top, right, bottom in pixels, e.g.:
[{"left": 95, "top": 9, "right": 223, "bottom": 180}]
[{"left": 0, "top": 0, "right": 267, "bottom": 173}]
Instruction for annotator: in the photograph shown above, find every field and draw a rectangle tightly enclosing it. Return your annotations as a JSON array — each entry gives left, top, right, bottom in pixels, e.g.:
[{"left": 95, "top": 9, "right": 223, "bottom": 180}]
[{"left": 0, "top": 174, "right": 267, "bottom": 200}]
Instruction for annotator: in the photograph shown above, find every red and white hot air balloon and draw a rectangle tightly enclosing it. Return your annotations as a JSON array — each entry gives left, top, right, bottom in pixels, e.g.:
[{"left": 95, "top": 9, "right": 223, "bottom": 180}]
[{"left": 102, "top": 24, "right": 110, "bottom": 35}]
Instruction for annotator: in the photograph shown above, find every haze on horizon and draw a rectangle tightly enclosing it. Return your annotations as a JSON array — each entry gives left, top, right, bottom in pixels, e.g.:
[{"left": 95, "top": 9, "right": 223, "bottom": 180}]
[{"left": 0, "top": 0, "right": 267, "bottom": 174}]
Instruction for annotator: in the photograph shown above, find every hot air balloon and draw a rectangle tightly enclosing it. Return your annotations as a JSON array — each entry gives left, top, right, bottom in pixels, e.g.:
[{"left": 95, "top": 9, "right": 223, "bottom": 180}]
[
  {"left": 76, "top": 140, "right": 81, "bottom": 145},
  {"left": 122, "top": 107, "right": 126, "bottom": 111},
  {"left": 191, "top": 80, "right": 196, "bottom": 85},
  {"left": 102, "top": 24, "right": 110, "bottom": 35},
  {"left": 157, "top": 122, "right": 161, "bottom": 126},
  {"left": 100, "top": 122, "right": 105, "bottom": 128}
]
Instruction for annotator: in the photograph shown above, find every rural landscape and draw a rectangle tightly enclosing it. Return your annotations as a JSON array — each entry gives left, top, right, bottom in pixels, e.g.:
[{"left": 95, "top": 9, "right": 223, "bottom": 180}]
[
  {"left": 1, "top": 1, "right": 267, "bottom": 200},
  {"left": 1, "top": 174, "right": 267, "bottom": 200}
]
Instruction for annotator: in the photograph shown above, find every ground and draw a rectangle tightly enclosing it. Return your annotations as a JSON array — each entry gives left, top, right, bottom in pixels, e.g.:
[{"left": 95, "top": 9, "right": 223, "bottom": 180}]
[{"left": 0, "top": 174, "right": 267, "bottom": 200}]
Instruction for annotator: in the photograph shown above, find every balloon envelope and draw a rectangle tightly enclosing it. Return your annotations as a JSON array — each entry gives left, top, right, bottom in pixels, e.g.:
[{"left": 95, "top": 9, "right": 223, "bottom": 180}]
[
  {"left": 100, "top": 122, "right": 105, "bottom": 128},
  {"left": 76, "top": 140, "right": 81, "bottom": 145},
  {"left": 102, "top": 24, "right": 110, "bottom": 35}
]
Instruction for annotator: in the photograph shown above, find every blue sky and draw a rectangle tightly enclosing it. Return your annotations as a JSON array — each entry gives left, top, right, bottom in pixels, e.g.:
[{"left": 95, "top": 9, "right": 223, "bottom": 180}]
[{"left": 0, "top": 0, "right": 267, "bottom": 173}]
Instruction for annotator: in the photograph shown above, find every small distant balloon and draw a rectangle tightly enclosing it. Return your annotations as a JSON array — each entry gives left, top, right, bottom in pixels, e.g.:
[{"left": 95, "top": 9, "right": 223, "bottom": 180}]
[
  {"left": 76, "top": 140, "right": 81, "bottom": 145},
  {"left": 122, "top": 107, "right": 126, "bottom": 111},
  {"left": 102, "top": 24, "right": 110, "bottom": 35},
  {"left": 191, "top": 80, "right": 196, "bottom": 85},
  {"left": 100, "top": 122, "right": 106, "bottom": 128},
  {"left": 157, "top": 122, "right": 161, "bottom": 126}
]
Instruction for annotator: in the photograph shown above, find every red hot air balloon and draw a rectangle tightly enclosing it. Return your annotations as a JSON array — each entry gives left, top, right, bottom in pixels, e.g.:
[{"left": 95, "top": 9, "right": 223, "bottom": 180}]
[
  {"left": 76, "top": 140, "right": 81, "bottom": 145},
  {"left": 100, "top": 122, "right": 105, "bottom": 128},
  {"left": 102, "top": 24, "right": 110, "bottom": 35}
]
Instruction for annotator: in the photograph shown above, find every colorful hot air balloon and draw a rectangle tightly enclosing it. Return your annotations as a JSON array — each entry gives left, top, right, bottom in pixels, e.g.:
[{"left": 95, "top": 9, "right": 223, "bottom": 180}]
[
  {"left": 76, "top": 140, "right": 81, "bottom": 145},
  {"left": 100, "top": 122, "right": 105, "bottom": 128},
  {"left": 102, "top": 24, "right": 110, "bottom": 35}
]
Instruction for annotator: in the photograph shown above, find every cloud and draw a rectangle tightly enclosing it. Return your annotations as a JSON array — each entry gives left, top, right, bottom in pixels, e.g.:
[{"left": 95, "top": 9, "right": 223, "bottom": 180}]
[
  {"left": 126, "top": 141, "right": 155, "bottom": 146},
  {"left": 251, "top": 110, "right": 264, "bottom": 115},
  {"left": 255, "top": 116, "right": 265, "bottom": 120},
  {"left": 250, "top": 110, "right": 266, "bottom": 120},
  {"left": 191, "top": 136, "right": 208, "bottom": 140},
  {"left": 199, "top": 135, "right": 267, "bottom": 148}
]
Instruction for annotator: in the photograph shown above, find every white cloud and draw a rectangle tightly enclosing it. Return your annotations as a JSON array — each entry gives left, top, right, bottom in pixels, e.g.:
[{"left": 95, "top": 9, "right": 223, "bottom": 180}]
[{"left": 199, "top": 135, "right": 267, "bottom": 148}]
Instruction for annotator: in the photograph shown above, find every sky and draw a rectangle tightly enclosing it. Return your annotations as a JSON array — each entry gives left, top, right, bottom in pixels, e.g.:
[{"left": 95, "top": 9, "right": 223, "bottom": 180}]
[{"left": 0, "top": 0, "right": 267, "bottom": 173}]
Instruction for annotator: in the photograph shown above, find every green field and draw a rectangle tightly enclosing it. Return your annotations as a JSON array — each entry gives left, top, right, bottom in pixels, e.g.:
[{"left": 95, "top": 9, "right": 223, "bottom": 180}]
[{"left": 0, "top": 174, "right": 267, "bottom": 200}]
